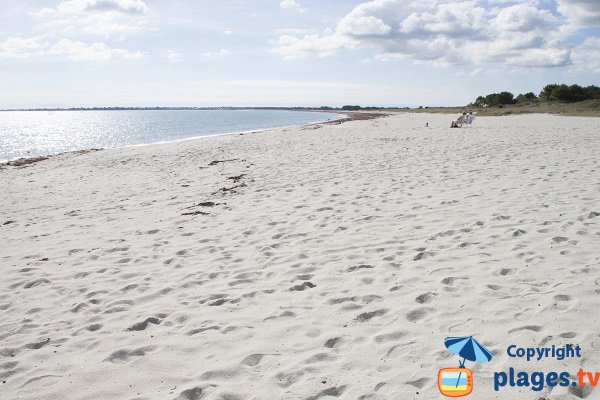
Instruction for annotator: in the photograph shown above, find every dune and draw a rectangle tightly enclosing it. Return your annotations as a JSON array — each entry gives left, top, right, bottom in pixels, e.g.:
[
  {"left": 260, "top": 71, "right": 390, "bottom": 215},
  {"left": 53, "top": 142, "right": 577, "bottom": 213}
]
[{"left": 1, "top": 113, "right": 599, "bottom": 399}]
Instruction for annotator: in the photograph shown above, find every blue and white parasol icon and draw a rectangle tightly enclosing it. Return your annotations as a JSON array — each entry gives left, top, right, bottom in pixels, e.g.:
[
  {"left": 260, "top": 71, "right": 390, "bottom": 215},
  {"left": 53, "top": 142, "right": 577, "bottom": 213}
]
[{"left": 444, "top": 336, "right": 493, "bottom": 388}]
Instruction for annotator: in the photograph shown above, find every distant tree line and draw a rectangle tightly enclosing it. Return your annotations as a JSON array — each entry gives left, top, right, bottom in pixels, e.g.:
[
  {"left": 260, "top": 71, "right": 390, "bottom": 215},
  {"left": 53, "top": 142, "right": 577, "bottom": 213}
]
[
  {"left": 539, "top": 84, "right": 600, "bottom": 102},
  {"left": 473, "top": 84, "right": 600, "bottom": 107}
]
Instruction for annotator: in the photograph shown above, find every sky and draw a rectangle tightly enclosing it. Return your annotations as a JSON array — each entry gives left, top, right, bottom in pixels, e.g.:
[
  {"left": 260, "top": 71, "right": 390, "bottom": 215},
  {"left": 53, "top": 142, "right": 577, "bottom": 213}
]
[{"left": 0, "top": 0, "right": 599, "bottom": 108}]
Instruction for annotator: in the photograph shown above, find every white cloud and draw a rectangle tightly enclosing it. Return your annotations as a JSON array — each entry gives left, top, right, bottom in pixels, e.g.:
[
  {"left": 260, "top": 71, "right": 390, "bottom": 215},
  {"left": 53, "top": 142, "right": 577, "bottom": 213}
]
[
  {"left": 280, "top": 0, "right": 305, "bottom": 13},
  {"left": 275, "top": 0, "right": 595, "bottom": 69},
  {"left": 80, "top": 12, "right": 145, "bottom": 35},
  {"left": 167, "top": 50, "right": 181, "bottom": 62},
  {"left": 571, "top": 37, "right": 600, "bottom": 72},
  {"left": 50, "top": 39, "right": 143, "bottom": 61},
  {"left": 37, "top": 0, "right": 148, "bottom": 37},
  {"left": 276, "top": 33, "right": 356, "bottom": 59},
  {"left": 0, "top": 36, "right": 46, "bottom": 58},
  {"left": 400, "top": 2, "right": 487, "bottom": 36},
  {"left": 202, "top": 49, "right": 230, "bottom": 60},
  {"left": 493, "top": 4, "right": 557, "bottom": 32},
  {"left": 506, "top": 48, "right": 571, "bottom": 68},
  {"left": 56, "top": 0, "right": 147, "bottom": 15},
  {"left": 0, "top": 36, "right": 142, "bottom": 62},
  {"left": 558, "top": 0, "right": 600, "bottom": 26},
  {"left": 338, "top": 15, "right": 392, "bottom": 36},
  {"left": 1, "top": 1, "right": 147, "bottom": 63}
]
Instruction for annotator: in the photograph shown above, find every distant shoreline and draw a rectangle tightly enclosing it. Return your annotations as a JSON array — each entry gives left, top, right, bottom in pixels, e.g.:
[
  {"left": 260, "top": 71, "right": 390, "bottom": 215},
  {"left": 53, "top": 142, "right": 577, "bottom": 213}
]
[
  {"left": 0, "top": 107, "right": 367, "bottom": 112},
  {"left": 2, "top": 99, "right": 598, "bottom": 116}
]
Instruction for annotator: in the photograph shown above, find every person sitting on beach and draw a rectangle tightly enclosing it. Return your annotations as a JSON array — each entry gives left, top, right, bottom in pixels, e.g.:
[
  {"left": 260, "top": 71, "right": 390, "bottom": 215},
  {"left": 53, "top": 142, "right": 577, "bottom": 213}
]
[{"left": 451, "top": 113, "right": 466, "bottom": 128}]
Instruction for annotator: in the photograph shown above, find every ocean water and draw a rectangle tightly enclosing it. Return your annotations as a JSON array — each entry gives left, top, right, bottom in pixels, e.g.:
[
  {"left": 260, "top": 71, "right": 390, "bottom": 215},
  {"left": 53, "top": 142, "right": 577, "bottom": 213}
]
[{"left": 0, "top": 109, "right": 342, "bottom": 162}]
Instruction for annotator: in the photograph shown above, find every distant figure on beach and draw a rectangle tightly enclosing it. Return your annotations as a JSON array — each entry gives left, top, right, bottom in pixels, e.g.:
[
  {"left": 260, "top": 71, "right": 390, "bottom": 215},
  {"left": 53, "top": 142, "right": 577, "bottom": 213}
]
[
  {"left": 425, "top": 122, "right": 429, "bottom": 127},
  {"left": 451, "top": 112, "right": 476, "bottom": 128}
]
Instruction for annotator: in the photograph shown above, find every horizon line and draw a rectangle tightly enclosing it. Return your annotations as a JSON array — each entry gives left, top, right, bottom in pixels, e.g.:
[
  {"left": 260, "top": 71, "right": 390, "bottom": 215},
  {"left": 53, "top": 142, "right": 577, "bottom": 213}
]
[{"left": 0, "top": 105, "right": 435, "bottom": 112}]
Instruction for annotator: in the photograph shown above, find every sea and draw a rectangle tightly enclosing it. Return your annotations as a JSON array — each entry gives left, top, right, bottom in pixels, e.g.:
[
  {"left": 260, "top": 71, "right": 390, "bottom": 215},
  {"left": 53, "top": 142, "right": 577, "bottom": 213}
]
[{"left": 0, "top": 109, "right": 342, "bottom": 162}]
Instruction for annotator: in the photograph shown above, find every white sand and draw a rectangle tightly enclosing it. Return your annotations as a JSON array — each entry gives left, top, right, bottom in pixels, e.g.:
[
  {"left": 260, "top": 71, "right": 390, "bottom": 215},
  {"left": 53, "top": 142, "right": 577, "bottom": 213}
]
[{"left": 1, "top": 113, "right": 600, "bottom": 400}]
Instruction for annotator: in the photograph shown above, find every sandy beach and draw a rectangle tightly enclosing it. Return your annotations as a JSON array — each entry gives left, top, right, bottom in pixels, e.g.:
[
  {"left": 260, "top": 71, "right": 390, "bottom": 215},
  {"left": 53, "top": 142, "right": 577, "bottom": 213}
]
[{"left": 2, "top": 112, "right": 600, "bottom": 400}]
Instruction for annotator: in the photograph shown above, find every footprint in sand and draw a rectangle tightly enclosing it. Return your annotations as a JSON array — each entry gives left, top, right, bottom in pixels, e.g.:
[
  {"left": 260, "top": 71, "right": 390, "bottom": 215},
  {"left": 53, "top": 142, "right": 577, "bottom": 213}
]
[
  {"left": 71, "top": 303, "right": 88, "bottom": 313},
  {"left": 355, "top": 309, "right": 388, "bottom": 322},
  {"left": 289, "top": 282, "right": 316, "bottom": 291},
  {"left": 498, "top": 268, "right": 516, "bottom": 276},
  {"left": 200, "top": 369, "right": 239, "bottom": 380},
  {"left": 508, "top": 325, "right": 542, "bottom": 334},
  {"left": 240, "top": 353, "right": 268, "bottom": 367},
  {"left": 569, "top": 384, "right": 595, "bottom": 398},
  {"left": 274, "top": 370, "right": 305, "bottom": 388},
  {"left": 199, "top": 294, "right": 227, "bottom": 304},
  {"left": 126, "top": 316, "right": 162, "bottom": 331},
  {"left": 23, "top": 279, "right": 51, "bottom": 289},
  {"left": 228, "top": 279, "right": 254, "bottom": 287},
  {"left": 415, "top": 292, "right": 437, "bottom": 304},
  {"left": 560, "top": 332, "right": 577, "bottom": 339},
  {"left": 175, "top": 387, "right": 205, "bottom": 400},
  {"left": 86, "top": 324, "right": 102, "bottom": 332},
  {"left": 187, "top": 326, "right": 220, "bottom": 336},
  {"left": 374, "top": 331, "right": 406, "bottom": 343},
  {"left": 328, "top": 296, "right": 358, "bottom": 305},
  {"left": 406, "top": 378, "right": 429, "bottom": 389},
  {"left": 24, "top": 338, "right": 51, "bottom": 350},
  {"left": 120, "top": 284, "right": 139, "bottom": 292},
  {"left": 347, "top": 264, "right": 374, "bottom": 272},
  {"left": 545, "top": 294, "right": 575, "bottom": 312},
  {"left": 104, "top": 346, "right": 156, "bottom": 363},
  {"left": 20, "top": 374, "right": 63, "bottom": 388},
  {"left": 304, "top": 352, "right": 335, "bottom": 364},
  {"left": 241, "top": 289, "right": 275, "bottom": 299},
  {"left": 414, "top": 251, "right": 435, "bottom": 261},
  {"left": 264, "top": 311, "right": 296, "bottom": 321},
  {"left": 208, "top": 298, "right": 228, "bottom": 306},
  {"left": 361, "top": 295, "right": 382, "bottom": 304},
  {"left": 324, "top": 337, "right": 341, "bottom": 348},
  {"left": 305, "top": 386, "right": 347, "bottom": 400},
  {"left": 441, "top": 277, "right": 462, "bottom": 285},
  {"left": 406, "top": 307, "right": 434, "bottom": 322}
]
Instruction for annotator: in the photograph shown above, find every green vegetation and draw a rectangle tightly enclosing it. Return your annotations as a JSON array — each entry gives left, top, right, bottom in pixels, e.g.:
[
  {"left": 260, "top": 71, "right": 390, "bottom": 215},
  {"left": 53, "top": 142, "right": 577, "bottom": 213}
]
[
  {"left": 379, "top": 83, "right": 600, "bottom": 117},
  {"left": 474, "top": 92, "right": 517, "bottom": 107},
  {"left": 539, "top": 84, "right": 600, "bottom": 102},
  {"left": 416, "top": 83, "right": 598, "bottom": 116},
  {"left": 473, "top": 84, "right": 600, "bottom": 107},
  {"left": 409, "top": 100, "right": 600, "bottom": 117}
]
